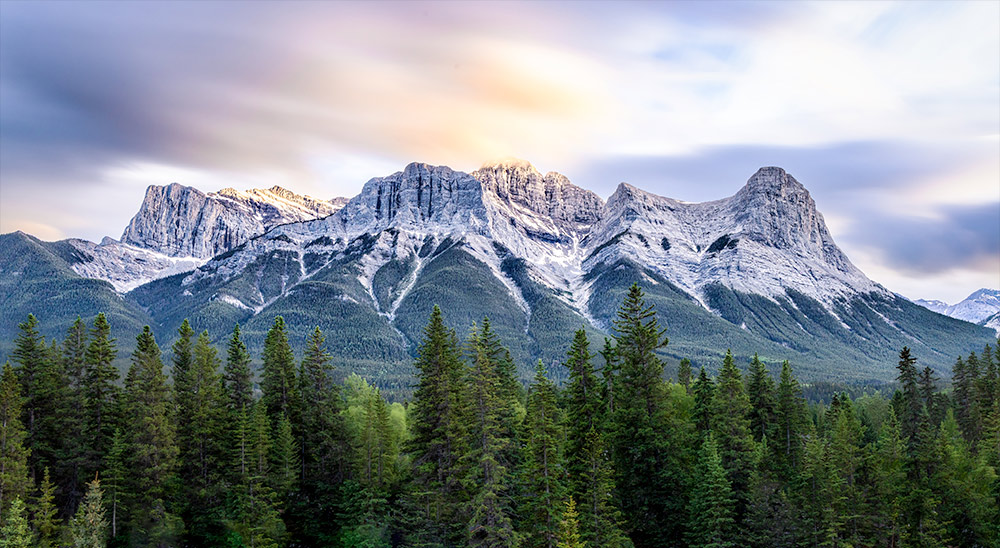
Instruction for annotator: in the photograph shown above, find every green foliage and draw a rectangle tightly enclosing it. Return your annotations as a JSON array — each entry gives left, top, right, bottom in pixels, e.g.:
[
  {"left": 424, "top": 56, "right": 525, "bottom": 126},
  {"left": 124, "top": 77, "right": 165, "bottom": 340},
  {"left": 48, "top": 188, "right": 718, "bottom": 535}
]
[
  {"left": 556, "top": 497, "right": 584, "bottom": 548},
  {"left": 519, "top": 361, "right": 564, "bottom": 548},
  {"left": 685, "top": 433, "right": 735, "bottom": 548},
  {"left": 0, "top": 362, "right": 29, "bottom": 521},
  {"left": 69, "top": 476, "right": 107, "bottom": 548},
  {"left": 0, "top": 498, "right": 34, "bottom": 548},
  {"left": 31, "top": 468, "right": 59, "bottom": 548},
  {"left": 261, "top": 317, "right": 297, "bottom": 420}
]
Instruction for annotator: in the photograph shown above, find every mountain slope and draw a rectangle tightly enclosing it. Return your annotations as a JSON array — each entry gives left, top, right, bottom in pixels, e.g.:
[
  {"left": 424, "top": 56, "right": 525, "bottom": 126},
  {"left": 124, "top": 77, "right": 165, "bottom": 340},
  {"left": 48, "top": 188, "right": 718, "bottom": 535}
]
[
  {"left": 0, "top": 232, "right": 152, "bottom": 366},
  {"left": 121, "top": 161, "right": 994, "bottom": 383}
]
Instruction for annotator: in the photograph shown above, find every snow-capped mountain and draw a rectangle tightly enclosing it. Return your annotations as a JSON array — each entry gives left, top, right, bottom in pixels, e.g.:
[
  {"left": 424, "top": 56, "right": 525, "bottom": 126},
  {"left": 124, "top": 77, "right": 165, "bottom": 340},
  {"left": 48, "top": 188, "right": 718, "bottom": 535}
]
[
  {"left": 55, "top": 184, "right": 347, "bottom": 291},
  {"left": 917, "top": 288, "right": 1000, "bottom": 325},
  {"left": 3, "top": 159, "right": 994, "bottom": 383},
  {"left": 122, "top": 183, "right": 346, "bottom": 258}
]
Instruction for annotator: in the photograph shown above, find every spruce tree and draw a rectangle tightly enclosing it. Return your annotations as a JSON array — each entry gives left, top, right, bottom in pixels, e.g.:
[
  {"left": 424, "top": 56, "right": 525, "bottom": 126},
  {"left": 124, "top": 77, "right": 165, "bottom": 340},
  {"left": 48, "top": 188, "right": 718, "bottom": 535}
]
[
  {"left": 685, "top": 433, "right": 735, "bottom": 548},
  {"left": 575, "top": 428, "right": 630, "bottom": 548},
  {"left": 896, "top": 347, "right": 922, "bottom": 441},
  {"left": 10, "top": 315, "right": 45, "bottom": 483},
  {"left": 31, "top": 467, "right": 58, "bottom": 548},
  {"left": 710, "top": 349, "right": 757, "bottom": 520},
  {"left": 261, "top": 317, "right": 297, "bottom": 420},
  {"left": 774, "top": 361, "right": 808, "bottom": 482},
  {"left": 746, "top": 353, "right": 776, "bottom": 444},
  {"left": 0, "top": 498, "right": 33, "bottom": 548},
  {"left": 872, "top": 407, "right": 905, "bottom": 547},
  {"left": 82, "top": 313, "right": 118, "bottom": 478},
  {"left": 171, "top": 319, "right": 195, "bottom": 394},
  {"left": 563, "top": 329, "right": 603, "bottom": 492},
  {"left": 31, "top": 341, "right": 70, "bottom": 489},
  {"left": 609, "top": 283, "right": 676, "bottom": 546},
  {"left": 176, "top": 331, "right": 228, "bottom": 544},
  {"left": 0, "top": 363, "right": 29, "bottom": 520},
  {"left": 519, "top": 361, "right": 564, "bottom": 548},
  {"left": 463, "top": 327, "right": 518, "bottom": 548},
  {"left": 406, "top": 306, "right": 469, "bottom": 545},
  {"left": 61, "top": 317, "right": 88, "bottom": 511},
  {"left": 69, "top": 475, "right": 107, "bottom": 548},
  {"left": 692, "top": 367, "right": 715, "bottom": 433},
  {"left": 296, "top": 326, "right": 346, "bottom": 489},
  {"left": 224, "top": 323, "right": 253, "bottom": 414},
  {"left": 556, "top": 497, "right": 584, "bottom": 548},
  {"left": 102, "top": 430, "right": 125, "bottom": 540},
  {"left": 677, "top": 358, "right": 692, "bottom": 390},
  {"left": 122, "top": 326, "right": 182, "bottom": 544},
  {"left": 270, "top": 413, "right": 298, "bottom": 502}
]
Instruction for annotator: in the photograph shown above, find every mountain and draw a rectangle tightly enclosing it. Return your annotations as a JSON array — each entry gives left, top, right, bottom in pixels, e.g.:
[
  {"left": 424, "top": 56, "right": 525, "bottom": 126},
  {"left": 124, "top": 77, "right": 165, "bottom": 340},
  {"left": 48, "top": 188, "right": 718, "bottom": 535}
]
[
  {"left": 0, "top": 231, "right": 152, "bottom": 365},
  {"left": 49, "top": 184, "right": 348, "bottom": 292},
  {"left": 118, "top": 161, "right": 993, "bottom": 385},
  {"left": 917, "top": 289, "right": 1000, "bottom": 324},
  {"left": 1, "top": 160, "right": 993, "bottom": 384}
]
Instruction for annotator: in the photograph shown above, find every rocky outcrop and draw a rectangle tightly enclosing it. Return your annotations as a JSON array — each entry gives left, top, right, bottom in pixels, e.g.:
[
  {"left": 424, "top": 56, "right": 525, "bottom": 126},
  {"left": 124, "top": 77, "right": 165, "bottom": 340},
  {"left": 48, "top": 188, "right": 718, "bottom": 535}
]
[{"left": 121, "top": 183, "right": 344, "bottom": 258}]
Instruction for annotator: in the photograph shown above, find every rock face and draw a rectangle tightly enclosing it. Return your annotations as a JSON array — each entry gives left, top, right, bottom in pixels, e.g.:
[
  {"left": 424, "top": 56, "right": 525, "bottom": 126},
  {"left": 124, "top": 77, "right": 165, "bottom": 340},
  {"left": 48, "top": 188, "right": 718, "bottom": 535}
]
[{"left": 122, "top": 183, "right": 345, "bottom": 258}]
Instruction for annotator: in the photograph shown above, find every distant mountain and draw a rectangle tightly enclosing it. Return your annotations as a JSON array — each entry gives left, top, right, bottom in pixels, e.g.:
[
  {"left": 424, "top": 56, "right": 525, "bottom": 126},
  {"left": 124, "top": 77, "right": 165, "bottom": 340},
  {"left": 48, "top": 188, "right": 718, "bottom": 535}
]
[
  {"left": 916, "top": 289, "right": 1000, "bottom": 326},
  {"left": 1, "top": 161, "right": 993, "bottom": 385}
]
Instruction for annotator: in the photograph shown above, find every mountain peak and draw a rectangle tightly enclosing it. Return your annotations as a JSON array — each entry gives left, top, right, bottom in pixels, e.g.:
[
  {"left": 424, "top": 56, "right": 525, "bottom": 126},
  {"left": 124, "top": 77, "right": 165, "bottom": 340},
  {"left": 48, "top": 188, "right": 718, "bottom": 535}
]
[{"left": 743, "top": 166, "right": 806, "bottom": 194}]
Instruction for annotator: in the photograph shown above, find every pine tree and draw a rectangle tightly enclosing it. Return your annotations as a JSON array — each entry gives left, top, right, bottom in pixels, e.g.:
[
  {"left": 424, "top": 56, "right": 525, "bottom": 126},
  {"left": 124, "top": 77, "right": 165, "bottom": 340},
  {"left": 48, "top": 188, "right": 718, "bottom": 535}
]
[
  {"left": 463, "top": 327, "right": 518, "bottom": 548},
  {"left": 406, "top": 306, "right": 469, "bottom": 545},
  {"left": 69, "top": 475, "right": 107, "bottom": 548},
  {"left": 692, "top": 367, "right": 715, "bottom": 433},
  {"left": 261, "top": 317, "right": 297, "bottom": 420},
  {"left": 827, "top": 396, "right": 865, "bottom": 545},
  {"left": 0, "top": 363, "right": 29, "bottom": 521},
  {"left": 296, "top": 326, "right": 346, "bottom": 483},
  {"left": 61, "top": 317, "right": 89, "bottom": 512},
  {"left": 171, "top": 319, "right": 195, "bottom": 395},
  {"left": 0, "top": 498, "right": 34, "bottom": 548},
  {"left": 871, "top": 407, "right": 905, "bottom": 547},
  {"left": 710, "top": 349, "right": 757, "bottom": 520},
  {"left": 270, "top": 413, "right": 298, "bottom": 501},
  {"left": 599, "top": 338, "right": 619, "bottom": 416},
  {"left": 224, "top": 323, "right": 253, "bottom": 414},
  {"left": 31, "top": 340, "right": 70, "bottom": 490},
  {"left": 176, "top": 330, "right": 228, "bottom": 544},
  {"left": 609, "top": 284, "right": 676, "bottom": 546},
  {"left": 102, "top": 430, "right": 125, "bottom": 540},
  {"left": 31, "top": 467, "right": 58, "bottom": 548},
  {"left": 519, "top": 361, "right": 564, "bottom": 548},
  {"left": 556, "top": 497, "right": 585, "bottom": 548},
  {"left": 575, "top": 428, "right": 630, "bottom": 548},
  {"left": 122, "top": 326, "right": 182, "bottom": 544},
  {"left": 746, "top": 353, "right": 776, "bottom": 444},
  {"left": 952, "top": 355, "right": 981, "bottom": 444},
  {"left": 231, "top": 401, "right": 285, "bottom": 548},
  {"left": 774, "top": 361, "right": 808, "bottom": 482},
  {"left": 10, "top": 315, "right": 45, "bottom": 483},
  {"left": 82, "top": 313, "right": 118, "bottom": 478},
  {"left": 677, "top": 358, "right": 692, "bottom": 390},
  {"left": 685, "top": 433, "right": 735, "bottom": 548},
  {"left": 563, "top": 329, "right": 603, "bottom": 491},
  {"left": 896, "top": 347, "right": 922, "bottom": 441}
]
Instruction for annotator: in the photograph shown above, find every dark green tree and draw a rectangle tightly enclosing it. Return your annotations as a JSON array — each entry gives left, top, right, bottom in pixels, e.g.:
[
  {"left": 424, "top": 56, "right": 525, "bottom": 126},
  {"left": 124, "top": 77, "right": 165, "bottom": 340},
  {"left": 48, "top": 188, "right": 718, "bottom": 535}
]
[
  {"left": 692, "top": 367, "right": 715, "bottom": 433},
  {"left": 519, "top": 361, "right": 564, "bottom": 548},
  {"left": 10, "top": 315, "right": 45, "bottom": 483},
  {"left": 0, "top": 363, "right": 29, "bottom": 520},
  {"left": 122, "top": 326, "right": 182, "bottom": 545},
  {"left": 261, "top": 317, "right": 297, "bottom": 420},
  {"left": 746, "top": 353, "right": 776, "bottom": 444},
  {"left": 677, "top": 358, "right": 692, "bottom": 390},
  {"left": 685, "top": 433, "right": 735, "bottom": 548},
  {"left": 773, "top": 361, "right": 808, "bottom": 482},
  {"left": 710, "top": 349, "right": 757, "bottom": 520},
  {"left": 82, "top": 313, "right": 118, "bottom": 478}
]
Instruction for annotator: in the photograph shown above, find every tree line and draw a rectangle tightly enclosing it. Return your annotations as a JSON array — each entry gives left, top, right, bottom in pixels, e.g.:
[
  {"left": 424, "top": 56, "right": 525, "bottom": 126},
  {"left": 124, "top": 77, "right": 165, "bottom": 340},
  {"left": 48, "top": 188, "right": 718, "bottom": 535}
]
[{"left": 0, "top": 283, "right": 997, "bottom": 547}]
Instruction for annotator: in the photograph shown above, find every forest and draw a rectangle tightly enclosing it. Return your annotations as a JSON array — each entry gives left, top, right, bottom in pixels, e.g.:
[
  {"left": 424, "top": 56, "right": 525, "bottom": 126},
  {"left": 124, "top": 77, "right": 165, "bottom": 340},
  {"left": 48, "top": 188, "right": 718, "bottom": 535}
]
[{"left": 0, "top": 283, "right": 997, "bottom": 547}]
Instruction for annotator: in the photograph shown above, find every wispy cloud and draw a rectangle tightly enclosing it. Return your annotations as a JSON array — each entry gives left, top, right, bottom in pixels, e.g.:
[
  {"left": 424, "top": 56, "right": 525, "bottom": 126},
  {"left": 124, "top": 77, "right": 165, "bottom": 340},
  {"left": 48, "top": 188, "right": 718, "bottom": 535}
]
[{"left": 0, "top": 0, "right": 996, "bottom": 301}]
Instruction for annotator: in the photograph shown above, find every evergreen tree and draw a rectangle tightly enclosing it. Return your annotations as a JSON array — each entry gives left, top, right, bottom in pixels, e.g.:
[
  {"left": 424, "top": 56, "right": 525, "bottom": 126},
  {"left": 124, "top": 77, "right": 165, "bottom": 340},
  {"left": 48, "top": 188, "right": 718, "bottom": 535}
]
[
  {"left": 69, "top": 475, "right": 107, "bottom": 548},
  {"left": 871, "top": 407, "right": 905, "bottom": 547},
  {"left": 10, "top": 315, "right": 45, "bottom": 483},
  {"left": 609, "top": 284, "right": 676, "bottom": 546},
  {"left": 231, "top": 401, "right": 285, "bottom": 548},
  {"left": 270, "top": 413, "right": 299, "bottom": 502},
  {"left": 31, "top": 467, "right": 58, "bottom": 548},
  {"left": 294, "top": 325, "right": 347, "bottom": 543},
  {"left": 61, "top": 317, "right": 89, "bottom": 512},
  {"left": 82, "top": 314, "right": 118, "bottom": 478},
  {"left": 556, "top": 497, "right": 584, "bottom": 548},
  {"left": 261, "top": 317, "right": 297, "bottom": 420},
  {"left": 773, "top": 361, "right": 808, "bottom": 482},
  {"left": 952, "top": 355, "right": 981, "bottom": 444},
  {"left": 224, "top": 324, "right": 253, "bottom": 415},
  {"left": 463, "top": 327, "right": 518, "bottom": 548},
  {"left": 827, "top": 396, "right": 865, "bottom": 545},
  {"left": 575, "top": 428, "right": 631, "bottom": 548},
  {"left": 599, "top": 338, "right": 619, "bottom": 416},
  {"left": 677, "top": 358, "right": 692, "bottom": 390},
  {"left": 685, "top": 433, "right": 736, "bottom": 548},
  {"left": 692, "top": 367, "right": 715, "bottom": 433},
  {"left": 102, "top": 430, "right": 125, "bottom": 540},
  {"left": 710, "top": 349, "right": 757, "bottom": 520},
  {"left": 176, "top": 331, "right": 228, "bottom": 544},
  {"left": 0, "top": 363, "right": 29, "bottom": 521},
  {"left": 406, "top": 306, "right": 469, "bottom": 545},
  {"left": 122, "top": 326, "right": 182, "bottom": 545},
  {"left": 31, "top": 340, "right": 70, "bottom": 489},
  {"left": 562, "top": 329, "right": 603, "bottom": 492},
  {"left": 171, "top": 319, "right": 195, "bottom": 394},
  {"left": 896, "top": 347, "right": 922, "bottom": 441},
  {"left": 0, "top": 498, "right": 33, "bottom": 548},
  {"left": 746, "top": 353, "right": 776, "bottom": 444},
  {"left": 519, "top": 361, "right": 564, "bottom": 548},
  {"left": 799, "top": 436, "right": 838, "bottom": 548}
]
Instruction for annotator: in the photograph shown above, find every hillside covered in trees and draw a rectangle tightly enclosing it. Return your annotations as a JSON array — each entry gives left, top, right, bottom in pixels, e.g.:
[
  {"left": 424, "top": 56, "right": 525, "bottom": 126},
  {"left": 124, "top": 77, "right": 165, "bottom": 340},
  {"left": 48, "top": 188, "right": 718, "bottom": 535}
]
[{"left": 0, "top": 284, "right": 997, "bottom": 547}]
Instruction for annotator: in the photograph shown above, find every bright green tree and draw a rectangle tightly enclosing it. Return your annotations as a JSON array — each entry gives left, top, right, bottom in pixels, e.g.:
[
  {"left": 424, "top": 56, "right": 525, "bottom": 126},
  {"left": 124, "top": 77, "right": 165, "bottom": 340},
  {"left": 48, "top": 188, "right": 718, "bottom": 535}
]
[
  {"left": 31, "top": 467, "right": 59, "bottom": 548},
  {"left": 556, "top": 497, "right": 585, "bottom": 548},
  {"left": 70, "top": 475, "right": 107, "bottom": 548},
  {"left": 0, "top": 498, "right": 33, "bottom": 548}
]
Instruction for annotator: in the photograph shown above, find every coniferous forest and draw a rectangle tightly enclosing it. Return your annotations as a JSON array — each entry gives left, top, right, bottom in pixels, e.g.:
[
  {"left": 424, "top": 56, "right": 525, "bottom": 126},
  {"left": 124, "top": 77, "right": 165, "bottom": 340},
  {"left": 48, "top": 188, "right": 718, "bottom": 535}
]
[{"left": 0, "top": 284, "right": 998, "bottom": 548}]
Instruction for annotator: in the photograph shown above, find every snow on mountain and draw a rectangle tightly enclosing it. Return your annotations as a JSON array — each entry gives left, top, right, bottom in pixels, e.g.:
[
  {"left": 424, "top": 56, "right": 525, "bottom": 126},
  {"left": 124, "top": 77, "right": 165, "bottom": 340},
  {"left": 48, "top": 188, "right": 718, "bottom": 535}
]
[
  {"left": 180, "top": 161, "right": 887, "bottom": 327},
  {"left": 63, "top": 237, "right": 205, "bottom": 292},
  {"left": 122, "top": 183, "right": 346, "bottom": 259},
  {"left": 917, "top": 289, "right": 1000, "bottom": 324}
]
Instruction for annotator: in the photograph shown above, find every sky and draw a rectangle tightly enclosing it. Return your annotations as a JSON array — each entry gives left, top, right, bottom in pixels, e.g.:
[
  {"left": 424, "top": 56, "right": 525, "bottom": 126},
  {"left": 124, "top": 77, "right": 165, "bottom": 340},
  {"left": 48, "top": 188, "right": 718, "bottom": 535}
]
[{"left": 0, "top": 0, "right": 997, "bottom": 303}]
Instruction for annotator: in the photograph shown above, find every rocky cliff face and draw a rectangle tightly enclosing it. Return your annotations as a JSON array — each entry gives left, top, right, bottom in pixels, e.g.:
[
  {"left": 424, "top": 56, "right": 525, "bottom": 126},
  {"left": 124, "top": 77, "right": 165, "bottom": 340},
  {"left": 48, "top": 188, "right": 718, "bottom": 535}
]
[{"left": 121, "top": 183, "right": 344, "bottom": 259}]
